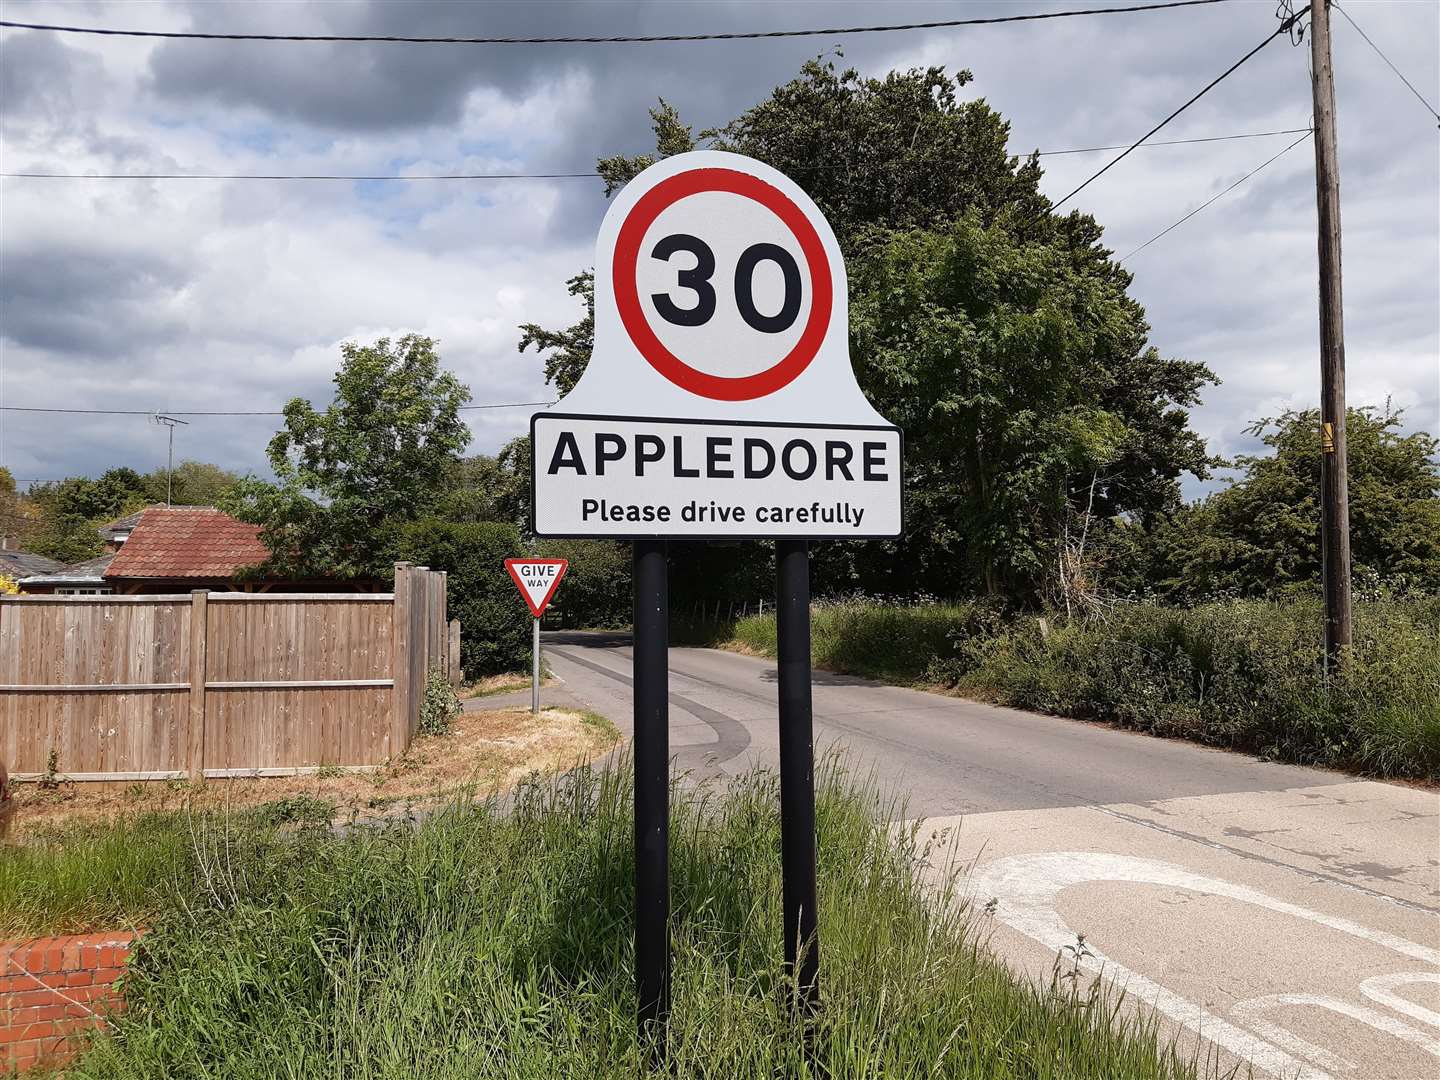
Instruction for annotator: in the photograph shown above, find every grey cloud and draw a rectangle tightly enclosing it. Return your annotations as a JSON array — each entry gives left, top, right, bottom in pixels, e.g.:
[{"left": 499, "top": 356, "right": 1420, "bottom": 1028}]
[
  {"left": 0, "top": 246, "right": 192, "bottom": 355},
  {"left": 0, "top": 0, "right": 1434, "bottom": 491},
  {"left": 0, "top": 30, "right": 105, "bottom": 126}
]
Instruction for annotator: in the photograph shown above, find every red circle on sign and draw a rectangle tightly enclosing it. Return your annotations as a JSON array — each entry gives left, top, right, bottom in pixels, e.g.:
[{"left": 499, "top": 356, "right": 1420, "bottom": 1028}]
[{"left": 613, "top": 168, "right": 832, "bottom": 401}]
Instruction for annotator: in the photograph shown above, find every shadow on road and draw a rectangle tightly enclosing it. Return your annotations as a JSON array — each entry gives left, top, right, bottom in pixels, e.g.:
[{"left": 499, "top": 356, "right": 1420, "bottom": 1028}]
[{"left": 544, "top": 630, "right": 632, "bottom": 649}]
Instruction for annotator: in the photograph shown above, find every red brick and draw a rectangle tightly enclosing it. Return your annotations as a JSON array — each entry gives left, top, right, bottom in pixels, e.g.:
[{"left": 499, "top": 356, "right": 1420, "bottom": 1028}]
[
  {"left": 8, "top": 1004, "right": 66, "bottom": 1026},
  {"left": 64, "top": 970, "right": 94, "bottom": 988},
  {"left": 4, "top": 1021, "right": 54, "bottom": 1044},
  {"left": 89, "top": 967, "right": 124, "bottom": 987},
  {"left": 69, "top": 984, "right": 118, "bottom": 1005},
  {"left": 3, "top": 988, "right": 61, "bottom": 1010},
  {"left": 8, "top": 1040, "right": 42, "bottom": 1067},
  {"left": 96, "top": 944, "right": 131, "bottom": 968}
]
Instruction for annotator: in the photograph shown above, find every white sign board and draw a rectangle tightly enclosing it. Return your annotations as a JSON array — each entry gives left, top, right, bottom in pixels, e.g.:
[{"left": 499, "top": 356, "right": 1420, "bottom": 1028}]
[
  {"left": 532, "top": 151, "right": 901, "bottom": 539},
  {"left": 504, "top": 558, "right": 568, "bottom": 618}
]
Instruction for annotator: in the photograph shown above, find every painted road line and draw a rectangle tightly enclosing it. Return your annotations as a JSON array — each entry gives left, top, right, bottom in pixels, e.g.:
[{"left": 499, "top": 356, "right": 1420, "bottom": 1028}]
[{"left": 921, "top": 781, "right": 1440, "bottom": 1080}]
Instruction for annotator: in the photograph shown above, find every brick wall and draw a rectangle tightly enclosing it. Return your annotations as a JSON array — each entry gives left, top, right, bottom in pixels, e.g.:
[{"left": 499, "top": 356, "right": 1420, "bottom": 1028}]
[{"left": 0, "top": 932, "right": 136, "bottom": 1073}]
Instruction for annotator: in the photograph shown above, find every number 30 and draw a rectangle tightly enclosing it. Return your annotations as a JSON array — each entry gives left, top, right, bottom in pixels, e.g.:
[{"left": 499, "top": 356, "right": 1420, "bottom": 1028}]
[{"left": 650, "top": 234, "right": 802, "bottom": 334}]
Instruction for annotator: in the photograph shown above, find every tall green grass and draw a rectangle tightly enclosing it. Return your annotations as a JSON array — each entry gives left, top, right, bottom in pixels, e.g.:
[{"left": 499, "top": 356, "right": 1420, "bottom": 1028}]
[
  {"left": 731, "top": 598, "right": 1440, "bottom": 780},
  {"left": 0, "top": 798, "right": 337, "bottom": 939},
  {"left": 46, "top": 762, "right": 1213, "bottom": 1079}
]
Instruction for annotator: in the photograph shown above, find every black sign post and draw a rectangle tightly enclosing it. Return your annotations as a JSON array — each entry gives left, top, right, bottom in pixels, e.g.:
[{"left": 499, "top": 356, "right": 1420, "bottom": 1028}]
[
  {"left": 776, "top": 538, "right": 820, "bottom": 1015},
  {"left": 632, "top": 539, "right": 671, "bottom": 1054}
]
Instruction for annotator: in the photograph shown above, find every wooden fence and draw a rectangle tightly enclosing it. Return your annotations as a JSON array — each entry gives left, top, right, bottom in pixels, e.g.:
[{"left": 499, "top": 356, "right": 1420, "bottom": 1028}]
[{"left": 0, "top": 563, "right": 453, "bottom": 782}]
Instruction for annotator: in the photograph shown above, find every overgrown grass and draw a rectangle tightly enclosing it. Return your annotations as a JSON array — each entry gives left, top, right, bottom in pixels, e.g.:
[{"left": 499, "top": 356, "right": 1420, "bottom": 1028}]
[
  {"left": 28, "top": 762, "right": 1214, "bottom": 1079},
  {"left": 732, "top": 598, "right": 1440, "bottom": 780},
  {"left": 0, "top": 799, "right": 336, "bottom": 939}
]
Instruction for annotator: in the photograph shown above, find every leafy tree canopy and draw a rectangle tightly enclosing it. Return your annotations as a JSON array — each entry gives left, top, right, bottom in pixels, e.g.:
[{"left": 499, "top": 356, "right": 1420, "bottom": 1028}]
[
  {"left": 520, "top": 61, "right": 1215, "bottom": 599},
  {"left": 143, "top": 460, "right": 240, "bottom": 507},
  {"left": 1143, "top": 406, "right": 1440, "bottom": 600},
  {"left": 225, "top": 335, "right": 472, "bottom": 580}
]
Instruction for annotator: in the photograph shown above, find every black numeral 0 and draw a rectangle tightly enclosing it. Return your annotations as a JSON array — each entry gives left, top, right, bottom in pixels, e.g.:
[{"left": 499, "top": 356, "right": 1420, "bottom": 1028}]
[{"left": 650, "top": 235, "right": 802, "bottom": 335}]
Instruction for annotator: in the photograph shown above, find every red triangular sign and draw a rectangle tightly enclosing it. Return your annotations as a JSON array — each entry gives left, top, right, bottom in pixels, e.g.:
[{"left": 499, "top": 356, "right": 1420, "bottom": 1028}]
[{"left": 505, "top": 558, "right": 569, "bottom": 618}]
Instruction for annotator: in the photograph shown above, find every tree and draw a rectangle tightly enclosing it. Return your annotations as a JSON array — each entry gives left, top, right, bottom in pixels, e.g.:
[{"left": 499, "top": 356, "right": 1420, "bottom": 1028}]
[
  {"left": 395, "top": 519, "right": 530, "bottom": 677},
  {"left": 520, "top": 61, "right": 1215, "bottom": 600},
  {"left": 225, "top": 335, "right": 472, "bottom": 580},
  {"left": 143, "top": 460, "right": 240, "bottom": 506},
  {"left": 518, "top": 273, "right": 593, "bottom": 398},
  {"left": 0, "top": 467, "right": 21, "bottom": 544},
  {"left": 25, "top": 468, "right": 151, "bottom": 562},
  {"left": 1150, "top": 406, "right": 1440, "bottom": 599},
  {"left": 438, "top": 436, "right": 531, "bottom": 531},
  {"left": 848, "top": 217, "right": 1211, "bottom": 595}
]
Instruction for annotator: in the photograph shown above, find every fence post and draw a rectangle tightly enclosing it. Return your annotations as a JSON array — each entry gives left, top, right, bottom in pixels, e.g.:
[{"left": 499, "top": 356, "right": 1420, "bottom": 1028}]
[
  {"left": 187, "top": 590, "right": 208, "bottom": 784},
  {"left": 449, "top": 619, "right": 462, "bottom": 687},
  {"left": 391, "top": 563, "right": 413, "bottom": 758}
]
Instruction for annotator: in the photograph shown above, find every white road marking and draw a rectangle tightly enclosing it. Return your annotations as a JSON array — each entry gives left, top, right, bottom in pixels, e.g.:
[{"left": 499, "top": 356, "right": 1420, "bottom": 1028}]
[
  {"left": 1360, "top": 972, "right": 1440, "bottom": 1031},
  {"left": 970, "top": 851, "right": 1440, "bottom": 1080},
  {"left": 1231, "top": 993, "right": 1440, "bottom": 1072}
]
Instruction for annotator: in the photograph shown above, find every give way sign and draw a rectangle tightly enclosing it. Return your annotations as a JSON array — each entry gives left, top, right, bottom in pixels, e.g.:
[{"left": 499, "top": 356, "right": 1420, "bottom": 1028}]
[
  {"left": 531, "top": 150, "right": 901, "bottom": 540},
  {"left": 504, "top": 558, "right": 568, "bottom": 618}
]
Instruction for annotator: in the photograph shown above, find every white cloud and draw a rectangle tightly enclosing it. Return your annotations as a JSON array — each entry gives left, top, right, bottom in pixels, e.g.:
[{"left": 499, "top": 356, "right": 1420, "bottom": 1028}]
[{"left": 2, "top": 0, "right": 1435, "bottom": 500}]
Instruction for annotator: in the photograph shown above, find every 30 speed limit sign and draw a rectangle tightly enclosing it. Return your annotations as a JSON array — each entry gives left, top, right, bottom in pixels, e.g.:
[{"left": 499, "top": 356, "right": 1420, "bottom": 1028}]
[{"left": 532, "top": 150, "right": 902, "bottom": 539}]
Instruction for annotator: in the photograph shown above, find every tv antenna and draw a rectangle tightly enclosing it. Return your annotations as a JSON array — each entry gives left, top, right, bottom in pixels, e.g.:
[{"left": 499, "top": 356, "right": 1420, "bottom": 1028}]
[{"left": 150, "top": 413, "right": 190, "bottom": 506}]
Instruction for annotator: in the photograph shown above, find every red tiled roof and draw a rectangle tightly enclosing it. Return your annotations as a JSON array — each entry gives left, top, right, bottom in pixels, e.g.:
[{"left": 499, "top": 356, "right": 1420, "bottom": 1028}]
[{"left": 103, "top": 508, "right": 270, "bottom": 580}]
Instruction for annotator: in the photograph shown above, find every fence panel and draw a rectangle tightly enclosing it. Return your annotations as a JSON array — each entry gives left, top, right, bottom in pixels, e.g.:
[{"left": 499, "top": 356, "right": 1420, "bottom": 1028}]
[
  {"left": 0, "top": 597, "right": 191, "bottom": 779},
  {"left": 2, "top": 567, "right": 446, "bottom": 782}
]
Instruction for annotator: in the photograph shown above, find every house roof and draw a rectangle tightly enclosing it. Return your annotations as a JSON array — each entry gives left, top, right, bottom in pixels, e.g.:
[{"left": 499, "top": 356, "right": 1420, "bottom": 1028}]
[
  {"left": 19, "top": 553, "right": 114, "bottom": 586},
  {"left": 98, "top": 508, "right": 155, "bottom": 541},
  {"left": 103, "top": 508, "right": 269, "bottom": 580},
  {"left": 0, "top": 549, "right": 65, "bottom": 579}
]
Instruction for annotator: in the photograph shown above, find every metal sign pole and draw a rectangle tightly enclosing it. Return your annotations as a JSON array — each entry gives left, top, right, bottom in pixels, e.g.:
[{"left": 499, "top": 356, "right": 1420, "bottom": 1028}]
[
  {"left": 776, "top": 538, "right": 820, "bottom": 1015},
  {"left": 531, "top": 616, "right": 541, "bottom": 715},
  {"left": 633, "top": 538, "right": 671, "bottom": 1054}
]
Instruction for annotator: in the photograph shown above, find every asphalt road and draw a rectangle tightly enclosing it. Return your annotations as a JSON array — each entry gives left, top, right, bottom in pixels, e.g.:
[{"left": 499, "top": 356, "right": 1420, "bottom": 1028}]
[{"left": 537, "top": 630, "right": 1440, "bottom": 1080}]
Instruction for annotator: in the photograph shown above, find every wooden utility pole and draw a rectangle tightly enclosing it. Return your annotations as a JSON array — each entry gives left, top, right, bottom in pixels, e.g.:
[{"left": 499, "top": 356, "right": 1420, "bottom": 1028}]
[{"left": 1309, "top": 0, "right": 1353, "bottom": 661}]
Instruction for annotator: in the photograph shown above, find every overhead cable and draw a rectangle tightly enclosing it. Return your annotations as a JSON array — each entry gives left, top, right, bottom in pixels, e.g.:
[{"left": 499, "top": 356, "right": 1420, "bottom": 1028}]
[
  {"left": 1332, "top": 1, "right": 1440, "bottom": 128},
  {"left": 1, "top": 402, "right": 556, "bottom": 417},
  {"left": 1051, "top": 4, "right": 1309, "bottom": 210},
  {"left": 0, "top": 1, "right": 1231, "bottom": 45},
  {"left": 0, "top": 129, "right": 1318, "bottom": 182},
  {"left": 1122, "top": 129, "right": 1313, "bottom": 260}
]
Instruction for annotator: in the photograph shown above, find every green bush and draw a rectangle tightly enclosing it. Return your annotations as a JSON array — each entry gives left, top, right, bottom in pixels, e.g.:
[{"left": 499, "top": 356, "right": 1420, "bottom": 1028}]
[
  {"left": 733, "top": 599, "right": 1440, "bottom": 780},
  {"left": 395, "top": 519, "right": 530, "bottom": 678},
  {"left": 418, "top": 667, "right": 462, "bottom": 737},
  {"left": 65, "top": 762, "right": 1202, "bottom": 1079},
  {"left": 537, "top": 538, "right": 632, "bottom": 628}
]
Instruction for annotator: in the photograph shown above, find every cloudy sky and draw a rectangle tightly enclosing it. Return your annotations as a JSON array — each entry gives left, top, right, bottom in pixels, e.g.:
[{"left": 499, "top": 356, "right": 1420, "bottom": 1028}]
[{"left": 1, "top": 0, "right": 1436, "bottom": 498}]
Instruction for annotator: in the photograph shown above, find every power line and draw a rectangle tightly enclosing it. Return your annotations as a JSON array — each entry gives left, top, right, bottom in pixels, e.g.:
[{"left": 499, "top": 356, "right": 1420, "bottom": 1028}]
[
  {"left": 0, "top": 1, "right": 1231, "bottom": 45},
  {"left": 0, "top": 128, "right": 1319, "bottom": 182},
  {"left": 1332, "top": 1, "right": 1440, "bottom": 128},
  {"left": 1, "top": 171, "right": 600, "bottom": 181},
  {"left": 1, "top": 401, "right": 556, "bottom": 416},
  {"left": 1051, "top": 4, "right": 1309, "bottom": 210},
  {"left": 1122, "top": 129, "right": 1313, "bottom": 260},
  {"left": 1033, "top": 126, "right": 1311, "bottom": 156}
]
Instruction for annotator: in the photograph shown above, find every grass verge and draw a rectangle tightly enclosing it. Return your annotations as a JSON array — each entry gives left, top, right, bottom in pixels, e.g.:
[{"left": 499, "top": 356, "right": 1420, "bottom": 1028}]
[
  {"left": 729, "top": 598, "right": 1440, "bottom": 781},
  {"left": 20, "top": 761, "right": 1215, "bottom": 1079},
  {"left": 5, "top": 706, "right": 618, "bottom": 842}
]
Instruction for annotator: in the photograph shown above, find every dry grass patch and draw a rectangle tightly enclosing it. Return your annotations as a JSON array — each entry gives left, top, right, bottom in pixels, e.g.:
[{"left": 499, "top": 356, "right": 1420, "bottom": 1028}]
[
  {"left": 7, "top": 707, "right": 618, "bottom": 838},
  {"left": 463, "top": 671, "right": 554, "bottom": 698}
]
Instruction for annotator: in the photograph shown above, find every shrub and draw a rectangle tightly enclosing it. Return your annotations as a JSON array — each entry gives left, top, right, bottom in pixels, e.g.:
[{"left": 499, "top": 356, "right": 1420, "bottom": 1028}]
[
  {"left": 395, "top": 519, "right": 530, "bottom": 677},
  {"left": 536, "top": 538, "right": 631, "bottom": 628},
  {"left": 418, "top": 667, "right": 461, "bottom": 737},
  {"left": 732, "top": 599, "right": 1440, "bottom": 780}
]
